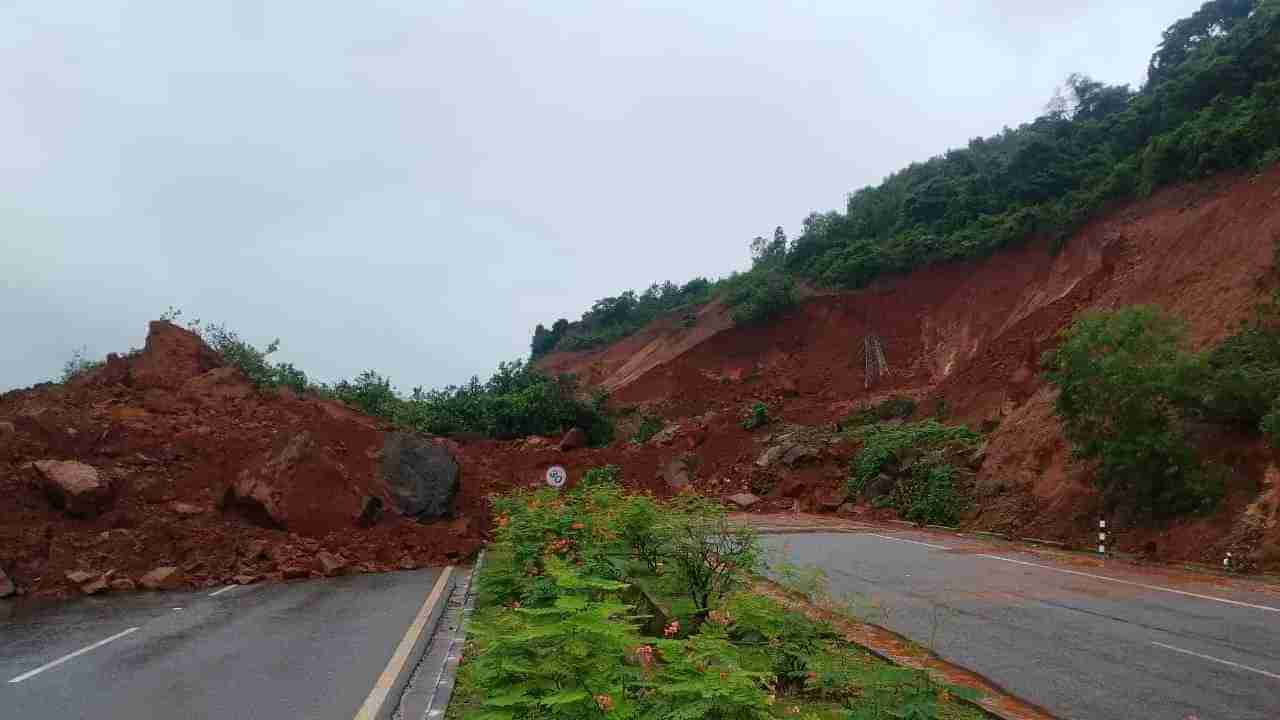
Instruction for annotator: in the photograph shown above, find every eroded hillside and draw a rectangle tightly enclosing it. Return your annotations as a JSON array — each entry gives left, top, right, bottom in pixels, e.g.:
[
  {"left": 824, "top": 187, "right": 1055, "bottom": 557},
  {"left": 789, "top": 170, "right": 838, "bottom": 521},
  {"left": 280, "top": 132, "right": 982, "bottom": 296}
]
[{"left": 531, "top": 166, "right": 1280, "bottom": 569}]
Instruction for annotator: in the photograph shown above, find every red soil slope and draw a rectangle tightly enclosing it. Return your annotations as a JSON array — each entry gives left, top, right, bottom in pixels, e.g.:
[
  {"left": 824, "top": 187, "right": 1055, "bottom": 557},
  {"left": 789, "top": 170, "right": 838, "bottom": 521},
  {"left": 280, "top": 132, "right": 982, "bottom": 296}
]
[
  {"left": 534, "top": 165, "right": 1280, "bottom": 570},
  {"left": 0, "top": 322, "right": 484, "bottom": 600}
]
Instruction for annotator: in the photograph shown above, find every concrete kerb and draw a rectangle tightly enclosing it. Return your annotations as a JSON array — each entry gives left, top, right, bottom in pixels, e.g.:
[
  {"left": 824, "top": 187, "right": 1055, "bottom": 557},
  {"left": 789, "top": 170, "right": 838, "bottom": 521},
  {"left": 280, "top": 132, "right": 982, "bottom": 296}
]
[
  {"left": 356, "top": 567, "right": 458, "bottom": 720},
  {"left": 401, "top": 549, "right": 487, "bottom": 720}
]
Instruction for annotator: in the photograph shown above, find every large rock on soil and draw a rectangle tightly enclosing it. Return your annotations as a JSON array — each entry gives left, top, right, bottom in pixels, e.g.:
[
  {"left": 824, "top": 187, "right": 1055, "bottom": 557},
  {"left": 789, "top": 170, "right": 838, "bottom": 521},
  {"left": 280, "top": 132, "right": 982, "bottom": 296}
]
[
  {"left": 32, "top": 460, "right": 113, "bottom": 518},
  {"left": 559, "top": 427, "right": 587, "bottom": 451},
  {"left": 863, "top": 473, "right": 897, "bottom": 501},
  {"left": 139, "top": 566, "right": 183, "bottom": 590},
  {"left": 660, "top": 453, "right": 698, "bottom": 490},
  {"left": 229, "top": 431, "right": 365, "bottom": 534},
  {"left": 381, "top": 432, "right": 459, "bottom": 520},
  {"left": 0, "top": 568, "right": 14, "bottom": 598},
  {"left": 128, "top": 321, "right": 223, "bottom": 390},
  {"left": 726, "top": 493, "right": 761, "bottom": 509}
]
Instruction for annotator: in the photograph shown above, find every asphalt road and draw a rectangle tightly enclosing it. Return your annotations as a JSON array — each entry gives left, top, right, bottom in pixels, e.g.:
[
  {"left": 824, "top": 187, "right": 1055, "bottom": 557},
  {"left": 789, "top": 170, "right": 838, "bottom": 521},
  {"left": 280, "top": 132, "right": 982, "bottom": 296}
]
[
  {"left": 0, "top": 568, "right": 453, "bottom": 720},
  {"left": 763, "top": 529, "right": 1280, "bottom": 720}
]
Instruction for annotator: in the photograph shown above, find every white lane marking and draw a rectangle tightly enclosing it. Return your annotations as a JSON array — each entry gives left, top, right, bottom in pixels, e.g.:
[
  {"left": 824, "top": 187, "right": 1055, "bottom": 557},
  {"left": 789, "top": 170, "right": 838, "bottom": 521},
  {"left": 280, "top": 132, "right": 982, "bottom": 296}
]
[
  {"left": 976, "top": 554, "right": 1280, "bottom": 614},
  {"left": 8, "top": 627, "right": 140, "bottom": 683},
  {"left": 208, "top": 585, "right": 238, "bottom": 597},
  {"left": 353, "top": 567, "right": 454, "bottom": 720},
  {"left": 867, "top": 533, "right": 950, "bottom": 551},
  {"left": 1151, "top": 641, "right": 1280, "bottom": 681}
]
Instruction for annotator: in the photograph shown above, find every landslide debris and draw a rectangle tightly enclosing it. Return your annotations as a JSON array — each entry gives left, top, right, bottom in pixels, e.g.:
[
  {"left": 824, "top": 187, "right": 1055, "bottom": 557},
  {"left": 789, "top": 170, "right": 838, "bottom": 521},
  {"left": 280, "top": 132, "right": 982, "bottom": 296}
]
[{"left": 0, "top": 321, "right": 483, "bottom": 600}]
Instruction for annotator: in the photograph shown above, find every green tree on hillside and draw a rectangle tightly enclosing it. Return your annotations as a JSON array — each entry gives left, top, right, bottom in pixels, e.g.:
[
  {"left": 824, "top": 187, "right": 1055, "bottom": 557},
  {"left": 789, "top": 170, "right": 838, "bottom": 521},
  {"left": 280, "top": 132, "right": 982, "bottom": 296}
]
[{"left": 1042, "top": 307, "right": 1218, "bottom": 515}]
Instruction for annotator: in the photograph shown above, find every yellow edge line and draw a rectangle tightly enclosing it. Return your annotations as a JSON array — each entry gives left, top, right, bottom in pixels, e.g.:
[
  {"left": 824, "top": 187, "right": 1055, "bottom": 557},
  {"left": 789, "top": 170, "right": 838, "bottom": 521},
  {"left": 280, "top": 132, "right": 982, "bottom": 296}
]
[{"left": 353, "top": 566, "right": 454, "bottom": 720}]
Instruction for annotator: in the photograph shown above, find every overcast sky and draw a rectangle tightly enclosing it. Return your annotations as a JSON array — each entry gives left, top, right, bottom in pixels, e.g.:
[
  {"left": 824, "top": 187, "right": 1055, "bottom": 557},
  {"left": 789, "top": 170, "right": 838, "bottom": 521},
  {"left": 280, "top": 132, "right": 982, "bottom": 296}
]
[{"left": 1, "top": 1, "right": 1202, "bottom": 392}]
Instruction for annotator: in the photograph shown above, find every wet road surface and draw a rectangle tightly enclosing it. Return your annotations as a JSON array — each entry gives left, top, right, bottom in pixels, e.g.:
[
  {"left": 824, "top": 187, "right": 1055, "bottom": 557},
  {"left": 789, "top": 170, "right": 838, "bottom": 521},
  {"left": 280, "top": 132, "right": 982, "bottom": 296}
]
[
  {"left": 1, "top": 568, "right": 451, "bottom": 720},
  {"left": 763, "top": 529, "right": 1280, "bottom": 720}
]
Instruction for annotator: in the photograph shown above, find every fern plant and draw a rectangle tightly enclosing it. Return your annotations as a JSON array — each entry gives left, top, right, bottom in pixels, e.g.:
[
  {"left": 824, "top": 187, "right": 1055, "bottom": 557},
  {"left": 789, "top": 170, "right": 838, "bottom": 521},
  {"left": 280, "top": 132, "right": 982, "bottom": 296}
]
[{"left": 467, "top": 559, "right": 642, "bottom": 720}]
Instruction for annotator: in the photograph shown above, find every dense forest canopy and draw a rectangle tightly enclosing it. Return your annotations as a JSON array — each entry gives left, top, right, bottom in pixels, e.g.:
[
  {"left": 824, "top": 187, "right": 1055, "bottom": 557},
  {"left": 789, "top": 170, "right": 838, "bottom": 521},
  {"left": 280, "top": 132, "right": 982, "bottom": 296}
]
[{"left": 531, "top": 0, "right": 1280, "bottom": 359}]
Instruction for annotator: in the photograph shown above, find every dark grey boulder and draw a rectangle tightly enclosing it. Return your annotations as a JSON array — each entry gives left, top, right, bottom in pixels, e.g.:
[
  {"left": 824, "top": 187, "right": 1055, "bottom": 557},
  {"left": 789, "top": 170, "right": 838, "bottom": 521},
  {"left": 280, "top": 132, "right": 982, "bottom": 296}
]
[
  {"left": 863, "top": 473, "right": 897, "bottom": 500},
  {"left": 381, "top": 433, "right": 460, "bottom": 520}
]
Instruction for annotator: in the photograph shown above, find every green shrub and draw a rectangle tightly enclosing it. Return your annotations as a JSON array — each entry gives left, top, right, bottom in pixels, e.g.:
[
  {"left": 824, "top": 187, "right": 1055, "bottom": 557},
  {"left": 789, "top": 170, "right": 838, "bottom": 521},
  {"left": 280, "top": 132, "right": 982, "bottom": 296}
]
[
  {"left": 724, "top": 269, "right": 796, "bottom": 326},
  {"left": 618, "top": 495, "right": 668, "bottom": 574},
  {"left": 665, "top": 500, "right": 761, "bottom": 615},
  {"left": 466, "top": 559, "right": 641, "bottom": 720},
  {"left": 60, "top": 346, "right": 103, "bottom": 383},
  {"left": 894, "top": 464, "right": 964, "bottom": 526},
  {"left": 723, "top": 594, "right": 834, "bottom": 695},
  {"left": 1194, "top": 295, "right": 1280, "bottom": 440},
  {"left": 641, "top": 625, "right": 772, "bottom": 720},
  {"left": 741, "top": 402, "right": 771, "bottom": 431},
  {"left": 631, "top": 414, "right": 665, "bottom": 443},
  {"left": 843, "top": 396, "right": 916, "bottom": 428},
  {"left": 846, "top": 420, "right": 980, "bottom": 490},
  {"left": 1042, "top": 307, "right": 1215, "bottom": 515},
  {"left": 197, "top": 322, "right": 309, "bottom": 393},
  {"left": 327, "top": 360, "right": 614, "bottom": 446}
]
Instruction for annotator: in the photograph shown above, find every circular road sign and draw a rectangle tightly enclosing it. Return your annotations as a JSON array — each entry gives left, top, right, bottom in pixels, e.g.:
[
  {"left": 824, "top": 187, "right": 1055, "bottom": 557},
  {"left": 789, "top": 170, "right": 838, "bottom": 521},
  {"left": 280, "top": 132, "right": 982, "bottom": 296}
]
[{"left": 545, "top": 465, "right": 568, "bottom": 489}]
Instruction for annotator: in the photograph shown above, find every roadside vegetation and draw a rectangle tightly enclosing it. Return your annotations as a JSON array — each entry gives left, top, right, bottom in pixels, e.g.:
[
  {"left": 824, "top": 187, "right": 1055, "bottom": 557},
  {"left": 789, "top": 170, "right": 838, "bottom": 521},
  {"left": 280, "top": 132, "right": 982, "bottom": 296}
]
[
  {"left": 529, "top": 1, "right": 1280, "bottom": 355},
  {"left": 842, "top": 408, "right": 983, "bottom": 527},
  {"left": 447, "top": 473, "right": 985, "bottom": 720},
  {"left": 60, "top": 309, "right": 614, "bottom": 446},
  {"left": 1044, "top": 291, "right": 1280, "bottom": 518}
]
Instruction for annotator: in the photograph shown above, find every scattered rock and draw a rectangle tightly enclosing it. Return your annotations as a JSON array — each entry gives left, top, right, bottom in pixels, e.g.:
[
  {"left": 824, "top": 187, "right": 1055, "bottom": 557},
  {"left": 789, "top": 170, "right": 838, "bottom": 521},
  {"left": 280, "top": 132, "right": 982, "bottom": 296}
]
[
  {"left": 65, "top": 570, "right": 98, "bottom": 585},
  {"left": 32, "top": 460, "right": 114, "bottom": 518},
  {"left": 0, "top": 420, "right": 15, "bottom": 439},
  {"left": 863, "top": 473, "right": 897, "bottom": 501},
  {"left": 234, "top": 574, "right": 260, "bottom": 585},
  {"left": 836, "top": 502, "right": 858, "bottom": 514},
  {"left": 356, "top": 495, "right": 384, "bottom": 528},
  {"left": 139, "top": 566, "right": 183, "bottom": 591},
  {"left": 109, "top": 578, "right": 136, "bottom": 592},
  {"left": 81, "top": 575, "right": 111, "bottom": 595},
  {"left": 280, "top": 565, "right": 310, "bottom": 580},
  {"left": 777, "top": 377, "right": 799, "bottom": 397},
  {"left": 134, "top": 475, "right": 177, "bottom": 504},
  {"left": 316, "top": 551, "right": 348, "bottom": 576},
  {"left": 781, "top": 444, "right": 818, "bottom": 467},
  {"left": 661, "top": 453, "right": 697, "bottom": 490},
  {"left": 241, "top": 539, "right": 269, "bottom": 561},
  {"left": 559, "top": 427, "right": 588, "bottom": 451},
  {"left": 381, "top": 433, "right": 460, "bottom": 520},
  {"left": 755, "top": 445, "right": 785, "bottom": 468},
  {"left": 170, "top": 502, "right": 205, "bottom": 517},
  {"left": 649, "top": 424, "right": 681, "bottom": 445},
  {"left": 967, "top": 445, "right": 988, "bottom": 470},
  {"left": 0, "top": 568, "right": 15, "bottom": 598},
  {"left": 685, "top": 425, "right": 708, "bottom": 449},
  {"left": 726, "top": 493, "right": 761, "bottom": 509},
  {"left": 816, "top": 489, "right": 847, "bottom": 511}
]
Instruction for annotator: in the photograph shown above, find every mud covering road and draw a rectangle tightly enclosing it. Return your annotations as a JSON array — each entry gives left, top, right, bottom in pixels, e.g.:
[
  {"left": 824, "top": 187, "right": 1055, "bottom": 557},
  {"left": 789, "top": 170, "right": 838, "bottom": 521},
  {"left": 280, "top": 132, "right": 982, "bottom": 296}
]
[
  {"left": 0, "top": 569, "right": 456, "bottom": 719},
  {"left": 763, "top": 528, "right": 1280, "bottom": 720}
]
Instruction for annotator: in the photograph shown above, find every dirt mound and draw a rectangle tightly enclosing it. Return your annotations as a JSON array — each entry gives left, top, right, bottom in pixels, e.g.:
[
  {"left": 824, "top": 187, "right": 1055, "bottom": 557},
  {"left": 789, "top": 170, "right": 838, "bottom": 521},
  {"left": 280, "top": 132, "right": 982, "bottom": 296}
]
[
  {"left": 0, "top": 321, "right": 483, "bottom": 600},
  {"left": 526, "top": 165, "right": 1280, "bottom": 571}
]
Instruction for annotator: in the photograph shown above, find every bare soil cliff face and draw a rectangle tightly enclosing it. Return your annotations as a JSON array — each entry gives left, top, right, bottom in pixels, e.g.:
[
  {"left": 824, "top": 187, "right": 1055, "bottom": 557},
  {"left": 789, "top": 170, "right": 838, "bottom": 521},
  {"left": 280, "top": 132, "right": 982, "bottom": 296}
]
[
  {"left": 535, "top": 165, "right": 1280, "bottom": 569},
  {"left": 0, "top": 322, "right": 484, "bottom": 600}
]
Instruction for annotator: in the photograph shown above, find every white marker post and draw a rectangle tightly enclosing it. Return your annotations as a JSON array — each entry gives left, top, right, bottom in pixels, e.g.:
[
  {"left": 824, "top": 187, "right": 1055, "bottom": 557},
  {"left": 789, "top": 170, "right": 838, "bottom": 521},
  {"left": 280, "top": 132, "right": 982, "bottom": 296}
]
[
  {"left": 545, "top": 465, "right": 567, "bottom": 490},
  {"left": 1098, "top": 518, "right": 1107, "bottom": 557}
]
